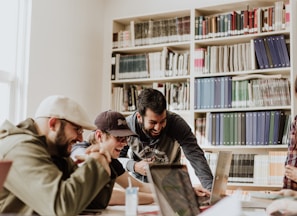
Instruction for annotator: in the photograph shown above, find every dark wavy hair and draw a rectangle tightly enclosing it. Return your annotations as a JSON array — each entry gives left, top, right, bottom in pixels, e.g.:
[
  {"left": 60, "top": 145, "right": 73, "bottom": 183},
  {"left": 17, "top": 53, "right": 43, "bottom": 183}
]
[{"left": 137, "top": 88, "right": 167, "bottom": 116}]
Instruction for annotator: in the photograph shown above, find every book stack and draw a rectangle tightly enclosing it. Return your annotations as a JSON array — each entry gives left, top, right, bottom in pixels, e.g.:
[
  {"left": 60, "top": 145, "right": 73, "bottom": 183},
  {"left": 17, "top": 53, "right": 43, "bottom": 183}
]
[
  {"left": 199, "top": 111, "right": 291, "bottom": 147},
  {"left": 195, "top": 1, "right": 290, "bottom": 40},
  {"left": 253, "top": 151, "right": 287, "bottom": 185},
  {"left": 194, "top": 42, "right": 251, "bottom": 74},
  {"left": 112, "top": 15, "right": 191, "bottom": 49},
  {"left": 115, "top": 53, "right": 149, "bottom": 80},
  {"left": 229, "top": 154, "right": 255, "bottom": 183},
  {"left": 253, "top": 34, "right": 290, "bottom": 69},
  {"left": 113, "top": 48, "right": 189, "bottom": 80},
  {"left": 194, "top": 75, "right": 291, "bottom": 109},
  {"left": 204, "top": 151, "right": 287, "bottom": 185},
  {"left": 112, "top": 81, "right": 190, "bottom": 112}
]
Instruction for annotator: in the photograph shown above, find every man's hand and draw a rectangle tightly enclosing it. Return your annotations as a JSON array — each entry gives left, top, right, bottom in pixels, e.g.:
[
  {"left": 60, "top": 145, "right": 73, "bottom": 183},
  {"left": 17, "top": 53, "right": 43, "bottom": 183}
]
[
  {"left": 266, "top": 198, "right": 297, "bottom": 216},
  {"left": 193, "top": 184, "right": 211, "bottom": 197},
  {"left": 134, "top": 158, "right": 154, "bottom": 176},
  {"left": 81, "top": 143, "right": 112, "bottom": 176},
  {"left": 285, "top": 165, "right": 297, "bottom": 182},
  {"left": 276, "top": 189, "right": 297, "bottom": 197}
]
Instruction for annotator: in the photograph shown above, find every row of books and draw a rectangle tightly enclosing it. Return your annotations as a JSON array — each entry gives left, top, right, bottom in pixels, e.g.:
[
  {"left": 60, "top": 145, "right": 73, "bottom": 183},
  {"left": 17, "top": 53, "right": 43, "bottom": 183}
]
[
  {"left": 196, "top": 111, "right": 291, "bottom": 146},
  {"left": 205, "top": 151, "right": 287, "bottom": 185},
  {"left": 195, "top": 1, "right": 290, "bottom": 39},
  {"left": 112, "top": 15, "right": 190, "bottom": 49},
  {"left": 111, "top": 48, "right": 189, "bottom": 80},
  {"left": 253, "top": 35, "right": 290, "bottom": 69},
  {"left": 111, "top": 82, "right": 190, "bottom": 112},
  {"left": 194, "top": 75, "right": 290, "bottom": 110},
  {"left": 194, "top": 34, "right": 290, "bottom": 74},
  {"left": 194, "top": 42, "right": 252, "bottom": 74}
]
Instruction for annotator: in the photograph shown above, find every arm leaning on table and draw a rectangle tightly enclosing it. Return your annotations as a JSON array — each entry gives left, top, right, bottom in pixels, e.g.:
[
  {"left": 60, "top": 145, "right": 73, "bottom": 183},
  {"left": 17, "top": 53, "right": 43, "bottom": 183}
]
[{"left": 109, "top": 171, "right": 154, "bottom": 205}]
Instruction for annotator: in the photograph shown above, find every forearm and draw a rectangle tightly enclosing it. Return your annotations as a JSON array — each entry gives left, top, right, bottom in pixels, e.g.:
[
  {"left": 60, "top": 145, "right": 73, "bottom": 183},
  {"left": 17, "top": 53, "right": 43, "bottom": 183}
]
[
  {"left": 138, "top": 192, "right": 154, "bottom": 205},
  {"left": 108, "top": 188, "right": 154, "bottom": 205},
  {"left": 109, "top": 188, "right": 126, "bottom": 205}
]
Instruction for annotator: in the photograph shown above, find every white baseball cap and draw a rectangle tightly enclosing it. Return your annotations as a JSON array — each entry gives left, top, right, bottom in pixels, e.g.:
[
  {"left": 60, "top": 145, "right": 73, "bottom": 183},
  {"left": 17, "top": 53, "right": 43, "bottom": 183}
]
[{"left": 35, "top": 95, "right": 96, "bottom": 130}]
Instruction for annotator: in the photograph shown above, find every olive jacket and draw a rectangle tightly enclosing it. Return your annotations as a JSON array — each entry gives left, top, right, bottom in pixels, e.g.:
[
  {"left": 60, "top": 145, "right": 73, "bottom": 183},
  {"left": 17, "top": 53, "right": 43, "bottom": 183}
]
[{"left": 0, "top": 118, "right": 114, "bottom": 216}]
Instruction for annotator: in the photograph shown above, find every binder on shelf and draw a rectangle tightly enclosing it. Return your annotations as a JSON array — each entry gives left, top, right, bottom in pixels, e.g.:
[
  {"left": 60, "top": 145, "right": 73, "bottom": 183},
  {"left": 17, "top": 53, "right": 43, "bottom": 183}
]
[
  {"left": 266, "top": 36, "right": 280, "bottom": 68},
  {"left": 279, "top": 34, "right": 290, "bottom": 67},
  {"left": 257, "top": 37, "right": 270, "bottom": 69},
  {"left": 272, "top": 35, "right": 285, "bottom": 67},
  {"left": 253, "top": 38, "right": 265, "bottom": 69}
]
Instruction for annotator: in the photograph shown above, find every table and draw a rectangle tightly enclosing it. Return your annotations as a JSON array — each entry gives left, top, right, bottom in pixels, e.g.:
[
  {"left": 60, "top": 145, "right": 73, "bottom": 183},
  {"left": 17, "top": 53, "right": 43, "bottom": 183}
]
[{"left": 82, "top": 195, "right": 273, "bottom": 215}]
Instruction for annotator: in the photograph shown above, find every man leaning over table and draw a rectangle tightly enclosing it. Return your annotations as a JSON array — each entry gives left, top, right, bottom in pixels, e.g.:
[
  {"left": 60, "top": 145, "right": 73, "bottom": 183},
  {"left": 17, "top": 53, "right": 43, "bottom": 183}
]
[{"left": 119, "top": 88, "right": 213, "bottom": 192}]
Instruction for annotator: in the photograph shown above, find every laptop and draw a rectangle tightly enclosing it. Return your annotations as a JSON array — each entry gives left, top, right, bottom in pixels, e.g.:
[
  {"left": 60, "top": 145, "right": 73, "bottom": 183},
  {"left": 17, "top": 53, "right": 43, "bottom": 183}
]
[
  {"left": 0, "top": 160, "right": 12, "bottom": 190},
  {"left": 204, "top": 150, "right": 232, "bottom": 205},
  {"left": 146, "top": 151, "right": 233, "bottom": 216}
]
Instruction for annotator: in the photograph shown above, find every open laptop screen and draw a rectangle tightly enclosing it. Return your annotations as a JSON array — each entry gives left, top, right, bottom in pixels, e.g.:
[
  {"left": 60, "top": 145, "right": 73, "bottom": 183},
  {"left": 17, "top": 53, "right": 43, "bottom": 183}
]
[{"left": 147, "top": 164, "right": 200, "bottom": 216}]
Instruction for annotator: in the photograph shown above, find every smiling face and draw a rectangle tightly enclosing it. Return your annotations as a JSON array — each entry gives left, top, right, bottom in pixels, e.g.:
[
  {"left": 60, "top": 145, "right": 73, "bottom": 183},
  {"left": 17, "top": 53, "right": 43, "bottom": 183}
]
[
  {"left": 96, "top": 130, "right": 129, "bottom": 159},
  {"left": 137, "top": 108, "right": 167, "bottom": 138},
  {"left": 49, "top": 118, "right": 84, "bottom": 157}
]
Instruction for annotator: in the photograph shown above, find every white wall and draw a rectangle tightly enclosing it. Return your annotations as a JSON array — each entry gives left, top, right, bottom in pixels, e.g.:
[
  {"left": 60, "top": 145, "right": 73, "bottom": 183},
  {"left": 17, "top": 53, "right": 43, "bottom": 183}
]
[
  {"left": 26, "top": 0, "right": 245, "bottom": 122},
  {"left": 27, "top": 0, "right": 104, "bottom": 122}
]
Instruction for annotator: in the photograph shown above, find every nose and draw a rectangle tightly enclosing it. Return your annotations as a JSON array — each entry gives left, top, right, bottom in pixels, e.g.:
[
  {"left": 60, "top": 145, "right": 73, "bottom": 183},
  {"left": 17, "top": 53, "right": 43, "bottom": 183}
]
[
  {"left": 154, "top": 123, "right": 162, "bottom": 131},
  {"left": 77, "top": 134, "right": 83, "bottom": 142}
]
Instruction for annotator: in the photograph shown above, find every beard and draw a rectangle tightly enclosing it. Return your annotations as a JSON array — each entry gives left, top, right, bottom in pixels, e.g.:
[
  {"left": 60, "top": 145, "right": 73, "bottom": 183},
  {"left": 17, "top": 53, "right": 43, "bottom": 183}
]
[
  {"left": 54, "top": 127, "right": 71, "bottom": 157},
  {"left": 140, "top": 121, "right": 163, "bottom": 139}
]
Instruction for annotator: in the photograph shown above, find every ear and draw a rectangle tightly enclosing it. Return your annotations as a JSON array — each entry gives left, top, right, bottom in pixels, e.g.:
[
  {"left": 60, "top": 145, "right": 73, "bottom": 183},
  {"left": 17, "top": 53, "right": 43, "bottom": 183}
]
[
  {"left": 136, "top": 112, "right": 142, "bottom": 123},
  {"left": 48, "top": 117, "right": 59, "bottom": 131},
  {"left": 95, "top": 129, "right": 104, "bottom": 141}
]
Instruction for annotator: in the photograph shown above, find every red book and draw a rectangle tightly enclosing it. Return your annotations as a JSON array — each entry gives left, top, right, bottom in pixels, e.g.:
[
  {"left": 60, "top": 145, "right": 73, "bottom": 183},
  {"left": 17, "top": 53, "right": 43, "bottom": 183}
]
[
  {"left": 248, "top": 10, "right": 254, "bottom": 34},
  {"left": 243, "top": 10, "right": 249, "bottom": 34},
  {"left": 253, "top": 8, "right": 258, "bottom": 33}
]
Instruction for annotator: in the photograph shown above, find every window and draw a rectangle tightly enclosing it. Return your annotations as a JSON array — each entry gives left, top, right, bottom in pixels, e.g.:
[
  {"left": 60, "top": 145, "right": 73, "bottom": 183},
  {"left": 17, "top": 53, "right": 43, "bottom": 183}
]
[{"left": 0, "top": 0, "right": 31, "bottom": 124}]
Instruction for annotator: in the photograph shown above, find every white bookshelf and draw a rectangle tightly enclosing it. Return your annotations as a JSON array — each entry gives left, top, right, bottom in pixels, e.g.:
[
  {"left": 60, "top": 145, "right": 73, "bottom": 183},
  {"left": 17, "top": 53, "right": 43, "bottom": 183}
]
[{"left": 110, "top": 0, "right": 296, "bottom": 191}]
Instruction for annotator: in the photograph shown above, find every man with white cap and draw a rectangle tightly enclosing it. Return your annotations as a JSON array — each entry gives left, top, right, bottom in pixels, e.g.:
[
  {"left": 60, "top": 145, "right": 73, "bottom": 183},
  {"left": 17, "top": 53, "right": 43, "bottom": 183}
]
[
  {"left": 71, "top": 110, "right": 154, "bottom": 205},
  {"left": 0, "top": 95, "right": 113, "bottom": 215}
]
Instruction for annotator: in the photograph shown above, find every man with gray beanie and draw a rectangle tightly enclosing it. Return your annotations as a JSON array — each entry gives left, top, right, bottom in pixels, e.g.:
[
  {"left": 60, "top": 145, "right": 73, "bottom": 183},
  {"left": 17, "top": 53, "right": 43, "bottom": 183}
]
[{"left": 0, "top": 95, "right": 113, "bottom": 215}]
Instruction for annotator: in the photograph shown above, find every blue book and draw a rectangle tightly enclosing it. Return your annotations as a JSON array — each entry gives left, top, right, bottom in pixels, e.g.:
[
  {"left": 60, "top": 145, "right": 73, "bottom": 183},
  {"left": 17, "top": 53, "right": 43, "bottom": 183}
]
[
  {"left": 245, "top": 112, "right": 253, "bottom": 145},
  {"left": 200, "top": 78, "right": 206, "bottom": 109},
  {"left": 266, "top": 36, "right": 279, "bottom": 68},
  {"left": 273, "top": 110, "right": 280, "bottom": 145},
  {"left": 264, "top": 111, "right": 271, "bottom": 145},
  {"left": 279, "top": 34, "right": 290, "bottom": 67},
  {"left": 220, "top": 77, "right": 225, "bottom": 108},
  {"left": 273, "top": 35, "right": 286, "bottom": 67},
  {"left": 206, "top": 113, "right": 213, "bottom": 145},
  {"left": 253, "top": 38, "right": 265, "bottom": 69},
  {"left": 214, "top": 77, "right": 221, "bottom": 109},
  {"left": 257, "top": 37, "right": 270, "bottom": 69},
  {"left": 257, "top": 111, "right": 266, "bottom": 145},
  {"left": 209, "top": 77, "right": 215, "bottom": 108},
  {"left": 194, "top": 78, "right": 200, "bottom": 109},
  {"left": 252, "top": 111, "right": 258, "bottom": 145}
]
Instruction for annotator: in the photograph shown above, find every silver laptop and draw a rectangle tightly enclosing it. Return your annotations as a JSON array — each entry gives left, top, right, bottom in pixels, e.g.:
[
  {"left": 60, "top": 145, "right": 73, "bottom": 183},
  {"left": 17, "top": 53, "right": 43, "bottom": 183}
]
[
  {"left": 199, "top": 150, "right": 232, "bottom": 205},
  {"left": 146, "top": 151, "right": 233, "bottom": 215},
  {"left": 0, "top": 160, "right": 12, "bottom": 190}
]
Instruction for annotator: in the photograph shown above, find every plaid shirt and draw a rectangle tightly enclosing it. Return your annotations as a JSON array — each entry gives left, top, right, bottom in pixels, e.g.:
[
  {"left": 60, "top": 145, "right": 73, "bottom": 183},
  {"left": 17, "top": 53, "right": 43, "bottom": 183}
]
[{"left": 283, "top": 115, "right": 297, "bottom": 190}]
